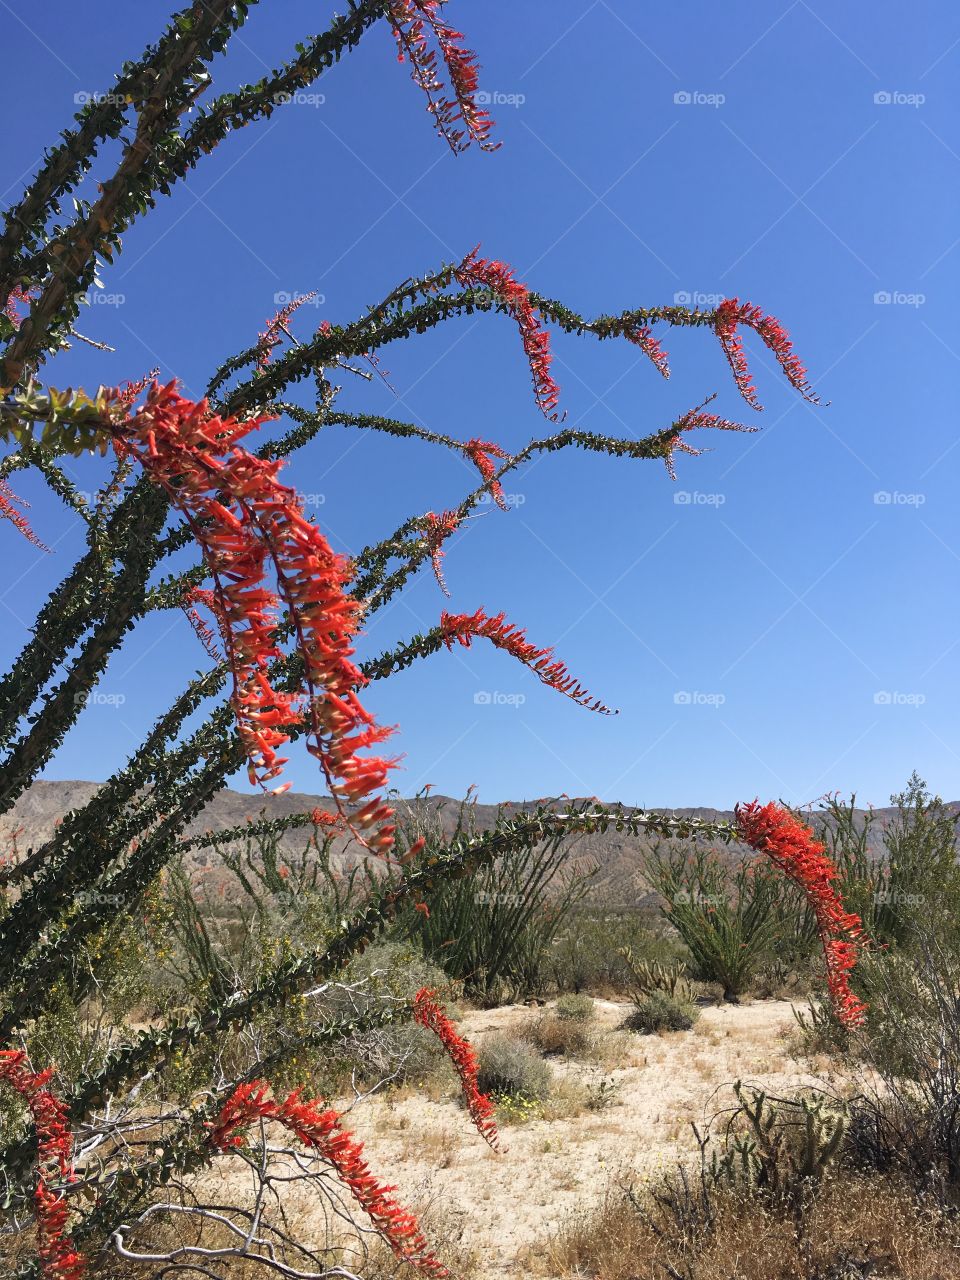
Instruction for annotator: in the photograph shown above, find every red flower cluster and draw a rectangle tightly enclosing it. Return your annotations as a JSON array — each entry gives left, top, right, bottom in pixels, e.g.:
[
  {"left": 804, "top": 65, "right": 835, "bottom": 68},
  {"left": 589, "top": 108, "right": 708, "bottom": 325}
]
[
  {"left": 0, "top": 476, "right": 49, "bottom": 551},
  {"left": 256, "top": 292, "right": 317, "bottom": 371},
  {"left": 0, "top": 1051, "right": 85, "bottom": 1280},
  {"left": 659, "top": 400, "right": 756, "bottom": 479},
  {"left": 714, "top": 299, "right": 819, "bottom": 409},
  {"left": 735, "top": 800, "right": 867, "bottom": 1028},
  {"left": 462, "top": 437, "right": 510, "bottom": 510},
  {"left": 424, "top": 509, "right": 461, "bottom": 595},
  {"left": 413, "top": 988, "right": 501, "bottom": 1151},
  {"left": 116, "top": 381, "right": 396, "bottom": 851},
  {"left": 455, "top": 252, "right": 562, "bottom": 420},
  {"left": 440, "top": 608, "right": 617, "bottom": 715},
  {"left": 624, "top": 323, "right": 671, "bottom": 379},
  {"left": 208, "top": 1081, "right": 448, "bottom": 1277},
  {"left": 389, "top": 0, "right": 498, "bottom": 153}
]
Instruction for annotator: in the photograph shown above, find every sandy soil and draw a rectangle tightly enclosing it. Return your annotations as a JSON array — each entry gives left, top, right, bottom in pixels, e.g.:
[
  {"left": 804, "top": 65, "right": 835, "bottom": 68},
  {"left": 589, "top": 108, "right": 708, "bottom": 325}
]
[{"left": 339, "top": 997, "right": 834, "bottom": 1276}]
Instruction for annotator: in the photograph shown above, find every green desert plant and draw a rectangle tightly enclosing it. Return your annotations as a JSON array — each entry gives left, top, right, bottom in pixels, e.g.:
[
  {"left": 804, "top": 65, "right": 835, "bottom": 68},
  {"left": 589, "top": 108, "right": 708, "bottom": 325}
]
[
  {"left": 645, "top": 841, "right": 794, "bottom": 1000},
  {"left": 707, "top": 1082, "right": 848, "bottom": 1204},
  {"left": 626, "top": 989, "right": 700, "bottom": 1034},
  {"left": 399, "top": 795, "right": 594, "bottom": 1002},
  {"left": 547, "top": 905, "right": 684, "bottom": 995},
  {"left": 554, "top": 992, "right": 596, "bottom": 1022},
  {"left": 475, "top": 1033, "right": 552, "bottom": 1103}
]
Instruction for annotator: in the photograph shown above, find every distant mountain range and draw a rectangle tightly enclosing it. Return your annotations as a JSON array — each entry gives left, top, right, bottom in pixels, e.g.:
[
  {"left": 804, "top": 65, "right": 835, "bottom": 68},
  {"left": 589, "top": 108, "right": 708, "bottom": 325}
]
[{"left": 7, "top": 781, "right": 955, "bottom": 906}]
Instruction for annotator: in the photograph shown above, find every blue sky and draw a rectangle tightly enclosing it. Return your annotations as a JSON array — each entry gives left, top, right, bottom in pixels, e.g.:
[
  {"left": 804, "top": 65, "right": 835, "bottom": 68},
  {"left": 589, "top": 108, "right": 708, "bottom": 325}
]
[{"left": 2, "top": 1, "right": 959, "bottom": 809}]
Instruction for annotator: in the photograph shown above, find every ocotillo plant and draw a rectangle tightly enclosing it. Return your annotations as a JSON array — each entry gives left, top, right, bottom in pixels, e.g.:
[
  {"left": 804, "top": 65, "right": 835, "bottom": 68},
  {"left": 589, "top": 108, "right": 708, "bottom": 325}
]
[{"left": 0, "top": 2, "right": 866, "bottom": 1275}]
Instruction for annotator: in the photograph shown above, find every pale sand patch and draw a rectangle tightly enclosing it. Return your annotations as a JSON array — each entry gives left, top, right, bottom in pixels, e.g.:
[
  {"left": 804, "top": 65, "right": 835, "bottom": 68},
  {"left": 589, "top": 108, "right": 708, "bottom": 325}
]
[
  {"left": 335, "top": 997, "right": 833, "bottom": 1276},
  {"left": 184, "top": 998, "right": 834, "bottom": 1277}
]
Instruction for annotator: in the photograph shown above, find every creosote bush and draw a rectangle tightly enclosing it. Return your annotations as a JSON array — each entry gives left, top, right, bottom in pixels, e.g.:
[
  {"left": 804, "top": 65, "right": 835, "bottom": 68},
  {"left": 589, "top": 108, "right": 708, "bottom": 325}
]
[
  {"left": 475, "top": 1034, "right": 552, "bottom": 1105},
  {"left": 554, "top": 992, "right": 595, "bottom": 1022}
]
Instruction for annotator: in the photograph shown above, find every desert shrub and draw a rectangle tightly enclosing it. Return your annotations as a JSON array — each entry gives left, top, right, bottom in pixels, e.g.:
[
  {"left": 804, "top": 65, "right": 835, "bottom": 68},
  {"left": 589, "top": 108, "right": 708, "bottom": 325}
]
[
  {"left": 815, "top": 773, "right": 960, "bottom": 951},
  {"left": 475, "top": 1034, "right": 552, "bottom": 1102},
  {"left": 626, "top": 990, "right": 699, "bottom": 1034},
  {"left": 554, "top": 992, "right": 595, "bottom": 1022},
  {"left": 547, "top": 905, "right": 684, "bottom": 994},
  {"left": 534, "top": 1172, "right": 960, "bottom": 1280},
  {"left": 522, "top": 1012, "right": 593, "bottom": 1058},
  {"left": 645, "top": 839, "right": 809, "bottom": 1000},
  {"left": 399, "top": 797, "right": 595, "bottom": 1003}
]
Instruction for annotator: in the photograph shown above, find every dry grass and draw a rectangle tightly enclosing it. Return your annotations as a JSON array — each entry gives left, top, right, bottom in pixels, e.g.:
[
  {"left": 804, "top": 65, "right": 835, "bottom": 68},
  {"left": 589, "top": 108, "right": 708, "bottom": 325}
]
[{"left": 531, "top": 1173, "right": 960, "bottom": 1280}]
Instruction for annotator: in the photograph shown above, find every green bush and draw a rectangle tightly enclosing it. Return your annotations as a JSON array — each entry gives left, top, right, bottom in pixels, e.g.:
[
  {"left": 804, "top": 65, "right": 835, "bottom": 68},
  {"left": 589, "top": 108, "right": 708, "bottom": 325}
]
[
  {"left": 555, "top": 992, "right": 595, "bottom": 1022},
  {"left": 626, "top": 990, "right": 700, "bottom": 1034},
  {"left": 476, "top": 1033, "right": 552, "bottom": 1101},
  {"left": 547, "top": 906, "right": 684, "bottom": 995},
  {"left": 398, "top": 797, "right": 594, "bottom": 1003},
  {"left": 645, "top": 841, "right": 803, "bottom": 1000}
]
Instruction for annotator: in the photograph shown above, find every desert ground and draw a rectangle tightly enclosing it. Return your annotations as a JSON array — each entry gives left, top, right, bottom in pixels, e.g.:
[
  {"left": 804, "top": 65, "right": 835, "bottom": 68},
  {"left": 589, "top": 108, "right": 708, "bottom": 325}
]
[{"left": 340, "top": 997, "right": 827, "bottom": 1277}]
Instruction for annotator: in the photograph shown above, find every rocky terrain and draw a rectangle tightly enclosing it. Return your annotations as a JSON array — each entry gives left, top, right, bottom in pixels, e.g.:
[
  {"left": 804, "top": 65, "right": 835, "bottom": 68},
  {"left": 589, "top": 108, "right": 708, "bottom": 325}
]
[{"left": 4, "top": 780, "right": 950, "bottom": 905}]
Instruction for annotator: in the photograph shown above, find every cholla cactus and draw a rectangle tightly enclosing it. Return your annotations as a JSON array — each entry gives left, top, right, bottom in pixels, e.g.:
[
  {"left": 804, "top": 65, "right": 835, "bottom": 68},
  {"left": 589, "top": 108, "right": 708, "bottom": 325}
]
[
  {"left": 618, "top": 948, "right": 695, "bottom": 1003},
  {"left": 708, "top": 1081, "right": 849, "bottom": 1202}
]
